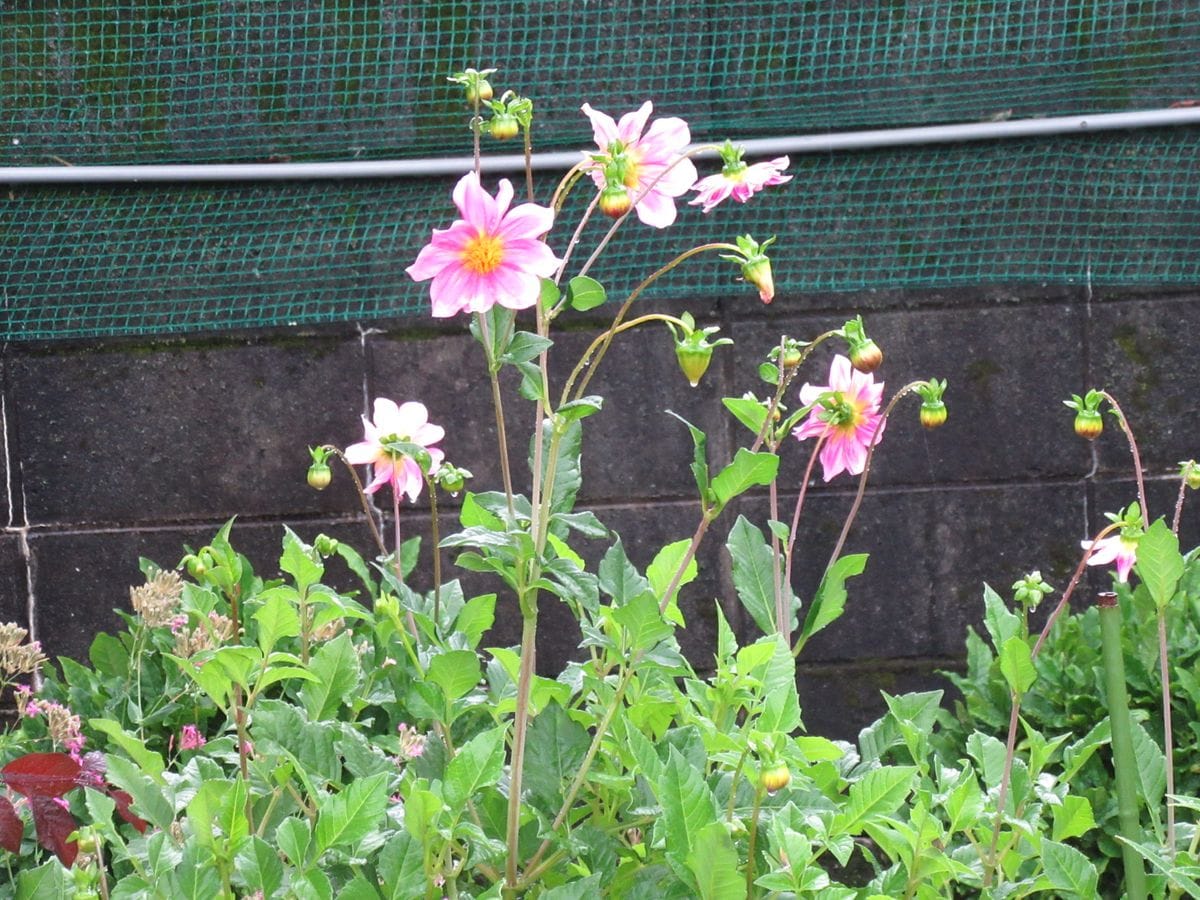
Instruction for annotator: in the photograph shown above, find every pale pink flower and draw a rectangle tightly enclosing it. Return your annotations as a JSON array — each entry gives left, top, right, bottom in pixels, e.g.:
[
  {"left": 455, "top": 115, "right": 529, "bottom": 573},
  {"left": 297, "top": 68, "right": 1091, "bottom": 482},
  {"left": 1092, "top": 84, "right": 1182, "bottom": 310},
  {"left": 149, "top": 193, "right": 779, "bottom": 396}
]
[
  {"left": 690, "top": 156, "right": 791, "bottom": 213},
  {"left": 792, "top": 355, "right": 886, "bottom": 482},
  {"left": 406, "top": 171, "right": 560, "bottom": 318},
  {"left": 179, "top": 724, "right": 206, "bottom": 751},
  {"left": 345, "top": 399, "right": 445, "bottom": 501},
  {"left": 581, "top": 101, "right": 698, "bottom": 228},
  {"left": 396, "top": 723, "right": 427, "bottom": 762},
  {"left": 1081, "top": 534, "right": 1139, "bottom": 583}
]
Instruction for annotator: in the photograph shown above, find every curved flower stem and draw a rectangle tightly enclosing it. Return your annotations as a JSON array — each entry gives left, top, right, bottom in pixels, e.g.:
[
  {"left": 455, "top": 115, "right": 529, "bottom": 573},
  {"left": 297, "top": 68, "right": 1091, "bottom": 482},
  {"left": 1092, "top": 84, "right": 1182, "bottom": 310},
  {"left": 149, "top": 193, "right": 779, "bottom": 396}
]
[
  {"left": 1100, "top": 391, "right": 1148, "bottom": 521},
  {"left": 476, "top": 312, "right": 517, "bottom": 520},
  {"left": 1030, "top": 521, "right": 1122, "bottom": 658},
  {"left": 523, "top": 128, "right": 535, "bottom": 201},
  {"left": 781, "top": 435, "right": 826, "bottom": 640},
  {"left": 552, "top": 190, "right": 601, "bottom": 290},
  {"left": 576, "top": 145, "right": 719, "bottom": 281},
  {"left": 569, "top": 243, "right": 739, "bottom": 402},
  {"left": 549, "top": 160, "right": 588, "bottom": 215},
  {"left": 319, "top": 444, "right": 388, "bottom": 559},
  {"left": 471, "top": 97, "right": 482, "bottom": 176},
  {"left": 559, "top": 312, "right": 691, "bottom": 407},
  {"left": 1172, "top": 477, "right": 1188, "bottom": 535}
]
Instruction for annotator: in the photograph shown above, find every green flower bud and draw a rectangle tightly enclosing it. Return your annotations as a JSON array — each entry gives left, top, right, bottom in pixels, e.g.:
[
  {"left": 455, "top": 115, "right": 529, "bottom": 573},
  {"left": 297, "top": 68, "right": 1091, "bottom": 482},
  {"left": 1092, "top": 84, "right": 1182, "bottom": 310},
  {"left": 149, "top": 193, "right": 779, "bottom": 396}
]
[
  {"left": 760, "top": 763, "right": 791, "bottom": 794},
  {"left": 1064, "top": 390, "right": 1105, "bottom": 440},
  {"left": 598, "top": 183, "right": 631, "bottom": 218},
  {"left": 489, "top": 113, "right": 519, "bottom": 140},
  {"left": 1179, "top": 460, "right": 1200, "bottom": 491},
  {"left": 920, "top": 400, "right": 948, "bottom": 429},
  {"left": 307, "top": 463, "right": 332, "bottom": 490}
]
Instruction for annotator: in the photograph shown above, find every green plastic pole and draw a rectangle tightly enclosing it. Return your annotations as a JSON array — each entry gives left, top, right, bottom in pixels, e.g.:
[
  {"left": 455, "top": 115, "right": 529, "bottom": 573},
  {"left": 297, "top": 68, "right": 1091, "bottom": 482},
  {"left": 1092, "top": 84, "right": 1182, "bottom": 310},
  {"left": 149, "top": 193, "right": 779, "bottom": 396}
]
[{"left": 1098, "top": 591, "right": 1149, "bottom": 900}]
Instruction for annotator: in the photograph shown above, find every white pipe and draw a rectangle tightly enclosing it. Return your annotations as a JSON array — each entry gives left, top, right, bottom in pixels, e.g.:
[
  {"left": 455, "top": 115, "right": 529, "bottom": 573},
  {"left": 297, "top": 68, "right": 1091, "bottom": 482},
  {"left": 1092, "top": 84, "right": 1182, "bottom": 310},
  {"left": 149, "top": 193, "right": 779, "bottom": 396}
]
[{"left": 3, "top": 107, "right": 1199, "bottom": 184}]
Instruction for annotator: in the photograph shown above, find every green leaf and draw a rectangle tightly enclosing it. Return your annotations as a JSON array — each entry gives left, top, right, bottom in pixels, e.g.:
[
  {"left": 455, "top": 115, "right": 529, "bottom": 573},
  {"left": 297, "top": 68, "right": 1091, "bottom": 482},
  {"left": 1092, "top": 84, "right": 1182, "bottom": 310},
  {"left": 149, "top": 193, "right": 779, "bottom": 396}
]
[
  {"left": 16, "top": 860, "right": 70, "bottom": 899},
  {"left": 647, "top": 539, "right": 696, "bottom": 620},
  {"left": 801, "top": 554, "right": 868, "bottom": 641},
  {"left": 722, "top": 396, "right": 769, "bottom": 436},
  {"left": 427, "top": 650, "right": 482, "bottom": 704},
  {"left": 444, "top": 725, "right": 507, "bottom": 809},
  {"left": 300, "top": 631, "right": 362, "bottom": 721},
  {"left": 1135, "top": 518, "right": 1185, "bottom": 609},
  {"left": 757, "top": 636, "right": 801, "bottom": 734},
  {"left": 234, "top": 835, "right": 285, "bottom": 897},
  {"left": 539, "top": 277, "right": 561, "bottom": 309},
  {"left": 658, "top": 747, "right": 720, "bottom": 859},
  {"left": 276, "top": 816, "right": 313, "bottom": 868},
  {"left": 1117, "top": 836, "right": 1200, "bottom": 897},
  {"left": 105, "top": 754, "right": 175, "bottom": 831},
  {"left": 1041, "top": 839, "right": 1099, "bottom": 896},
  {"left": 832, "top": 766, "right": 918, "bottom": 836},
  {"left": 524, "top": 701, "right": 591, "bottom": 810},
  {"left": 687, "top": 821, "right": 744, "bottom": 900},
  {"left": 89, "top": 719, "right": 165, "bottom": 780},
  {"left": 998, "top": 635, "right": 1037, "bottom": 695},
  {"left": 89, "top": 632, "right": 130, "bottom": 678},
  {"left": 666, "top": 410, "right": 710, "bottom": 505},
  {"left": 558, "top": 395, "right": 603, "bottom": 422},
  {"left": 982, "top": 584, "right": 1021, "bottom": 650},
  {"left": 567, "top": 274, "right": 606, "bottom": 311},
  {"left": 377, "top": 832, "right": 426, "bottom": 899},
  {"left": 710, "top": 449, "right": 779, "bottom": 509},
  {"left": 280, "top": 526, "right": 324, "bottom": 594},
  {"left": 539, "top": 875, "right": 605, "bottom": 899},
  {"left": 499, "top": 330, "right": 553, "bottom": 365},
  {"left": 187, "top": 778, "right": 248, "bottom": 852},
  {"left": 460, "top": 492, "right": 505, "bottom": 530},
  {"left": 455, "top": 594, "right": 496, "bottom": 648},
  {"left": 314, "top": 771, "right": 390, "bottom": 852},
  {"left": 599, "top": 540, "right": 651, "bottom": 606},
  {"left": 253, "top": 589, "right": 301, "bottom": 654},
  {"left": 533, "top": 417, "right": 583, "bottom": 516},
  {"left": 1132, "top": 720, "right": 1167, "bottom": 814},
  {"left": 726, "top": 515, "right": 785, "bottom": 636},
  {"left": 612, "top": 591, "right": 673, "bottom": 651},
  {"left": 1052, "top": 795, "right": 1097, "bottom": 842}
]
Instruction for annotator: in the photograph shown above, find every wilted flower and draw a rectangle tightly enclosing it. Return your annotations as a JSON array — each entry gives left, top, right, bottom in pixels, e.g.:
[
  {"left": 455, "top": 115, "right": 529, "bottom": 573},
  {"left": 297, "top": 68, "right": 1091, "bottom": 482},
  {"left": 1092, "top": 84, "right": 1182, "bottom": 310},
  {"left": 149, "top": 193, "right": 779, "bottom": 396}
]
[
  {"left": 130, "top": 570, "right": 184, "bottom": 628},
  {"left": 1081, "top": 533, "right": 1139, "bottom": 583},
  {"left": 582, "top": 101, "right": 697, "bottom": 228},
  {"left": 793, "top": 355, "right": 886, "bottom": 481},
  {"left": 179, "top": 724, "right": 206, "bottom": 751},
  {"left": 396, "top": 723, "right": 427, "bottom": 762},
  {"left": 0, "top": 624, "right": 45, "bottom": 676},
  {"left": 689, "top": 141, "right": 790, "bottom": 213},
  {"left": 406, "top": 171, "right": 560, "bottom": 318},
  {"left": 173, "top": 611, "right": 236, "bottom": 657},
  {"left": 345, "top": 399, "right": 445, "bottom": 501}
]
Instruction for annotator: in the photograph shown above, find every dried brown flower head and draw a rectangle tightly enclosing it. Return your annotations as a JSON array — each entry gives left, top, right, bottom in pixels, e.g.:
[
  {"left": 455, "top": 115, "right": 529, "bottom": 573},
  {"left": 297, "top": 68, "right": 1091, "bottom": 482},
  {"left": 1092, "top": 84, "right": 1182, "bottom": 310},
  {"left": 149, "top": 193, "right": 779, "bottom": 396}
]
[{"left": 130, "top": 570, "right": 184, "bottom": 628}]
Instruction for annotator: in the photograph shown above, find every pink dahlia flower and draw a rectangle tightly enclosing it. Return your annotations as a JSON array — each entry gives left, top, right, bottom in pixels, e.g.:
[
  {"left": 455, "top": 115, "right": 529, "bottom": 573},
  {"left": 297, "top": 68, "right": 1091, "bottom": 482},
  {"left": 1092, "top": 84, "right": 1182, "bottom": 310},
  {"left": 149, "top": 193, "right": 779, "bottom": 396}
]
[
  {"left": 1081, "top": 533, "right": 1138, "bottom": 583},
  {"left": 792, "top": 355, "right": 886, "bottom": 482},
  {"left": 690, "top": 156, "right": 791, "bottom": 213},
  {"left": 581, "top": 101, "right": 698, "bottom": 229},
  {"left": 179, "top": 724, "right": 206, "bottom": 751},
  {"left": 345, "top": 399, "right": 445, "bottom": 501},
  {"left": 406, "top": 172, "right": 560, "bottom": 318}
]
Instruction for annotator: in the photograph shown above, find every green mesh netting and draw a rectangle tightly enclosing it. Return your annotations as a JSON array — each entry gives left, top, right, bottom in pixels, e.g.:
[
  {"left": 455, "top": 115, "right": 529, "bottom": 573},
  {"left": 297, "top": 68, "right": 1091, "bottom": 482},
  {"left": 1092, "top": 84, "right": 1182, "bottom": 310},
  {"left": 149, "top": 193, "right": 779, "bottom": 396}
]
[{"left": 2, "top": 1, "right": 1199, "bottom": 340}]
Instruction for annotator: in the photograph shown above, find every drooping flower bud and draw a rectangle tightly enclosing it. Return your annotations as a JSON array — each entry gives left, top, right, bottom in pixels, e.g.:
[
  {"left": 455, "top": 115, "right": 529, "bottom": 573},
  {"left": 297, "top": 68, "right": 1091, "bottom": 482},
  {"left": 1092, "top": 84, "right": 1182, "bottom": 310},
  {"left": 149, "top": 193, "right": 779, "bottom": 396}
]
[
  {"left": 1064, "top": 390, "right": 1105, "bottom": 441},
  {"left": 489, "top": 112, "right": 519, "bottom": 140},
  {"left": 1181, "top": 459, "right": 1200, "bottom": 490},
  {"left": 598, "top": 183, "right": 632, "bottom": 218},
  {"left": 435, "top": 463, "right": 473, "bottom": 496},
  {"left": 841, "top": 316, "right": 883, "bottom": 373},
  {"left": 721, "top": 234, "right": 777, "bottom": 303},
  {"left": 760, "top": 763, "right": 791, "bottom": 794},
  {"left": 669, "top": 313, "right": 733, "bottom": 387},
  {"left": 915, "top": 378, "right": 948, "bottom": 429},
  {"left": 307, "top": 446, "right": 333, "bottom": 490},
  {"left": 447, "top": 67, "right": 497, "bottom": 106}
]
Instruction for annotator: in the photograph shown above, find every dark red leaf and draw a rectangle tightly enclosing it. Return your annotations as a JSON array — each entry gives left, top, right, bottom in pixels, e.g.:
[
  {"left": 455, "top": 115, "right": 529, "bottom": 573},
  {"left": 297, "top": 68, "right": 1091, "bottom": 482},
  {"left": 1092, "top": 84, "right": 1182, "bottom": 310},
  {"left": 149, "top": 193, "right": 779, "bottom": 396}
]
[
  {"left": 0, "top": 795, "right": 23, "bottom": 853},
  {"left": 29, "top": 796, "right": 78, "bottom": 866},
  {"left": 1, "top": 753, "right": 82, "bottom": 799},
  {"left": 109, "top": 789, "right": 148, "bottom": 834}
]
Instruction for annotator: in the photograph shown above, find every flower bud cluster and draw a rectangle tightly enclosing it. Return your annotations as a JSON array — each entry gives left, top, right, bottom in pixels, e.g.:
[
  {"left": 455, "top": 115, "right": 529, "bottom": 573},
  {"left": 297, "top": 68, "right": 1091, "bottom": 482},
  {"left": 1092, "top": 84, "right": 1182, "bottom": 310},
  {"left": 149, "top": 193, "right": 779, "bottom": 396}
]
[
  {"left": 173, "top": 611, "right": 236, "bottom": 657},
  {"left": 0, "top": 623, "right": 45, "bottom": 676}
]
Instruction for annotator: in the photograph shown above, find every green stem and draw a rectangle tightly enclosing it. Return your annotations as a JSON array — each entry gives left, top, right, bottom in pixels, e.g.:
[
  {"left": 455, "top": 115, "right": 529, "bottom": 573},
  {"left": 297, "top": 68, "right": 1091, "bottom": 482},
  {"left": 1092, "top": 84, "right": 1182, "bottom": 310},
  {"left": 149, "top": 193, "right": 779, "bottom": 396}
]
[
  {"left": 745, "top": 784, "right": 766, "bottom": 898},
  {"left": 1172, "top": 476, "right": 1188, "bottom": 535},
  {"left": 1159, "top": 608, "right": 1177, "bottom": 856},
  {"left": 982, "top": 691, "right": 1022, "bottom": 888},
  {"left": 506, "top": 614, "right": 538, "bottom": 889},
  {"left": 320, "top": 444, "right": 388, "bottom": 560},
  {"left": 477, "top": 312, "right": 517, "bottom": 520},
  {"left": 428, "top": 479, "right": 443, "bottom": 625},
  {"left": 660, "top": 511, "right": 715, "bottom": 616},
  {"left": 1098, "top": 591, "right": 1149, "bottom": 900},
  {"left": 523, "top": 127, "right": 534, "bottom": 201},
  {"left": 560, "top": 312, "right": 692, "bottom": 407}
]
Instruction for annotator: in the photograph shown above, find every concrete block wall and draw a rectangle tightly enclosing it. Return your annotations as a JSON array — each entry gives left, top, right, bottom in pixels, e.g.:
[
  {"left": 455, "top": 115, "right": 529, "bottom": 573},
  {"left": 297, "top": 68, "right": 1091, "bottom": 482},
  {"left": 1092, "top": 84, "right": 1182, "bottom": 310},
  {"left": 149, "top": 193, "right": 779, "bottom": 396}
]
[{"left": 2, "top": 286, "right": 1197, "bottom": 737}]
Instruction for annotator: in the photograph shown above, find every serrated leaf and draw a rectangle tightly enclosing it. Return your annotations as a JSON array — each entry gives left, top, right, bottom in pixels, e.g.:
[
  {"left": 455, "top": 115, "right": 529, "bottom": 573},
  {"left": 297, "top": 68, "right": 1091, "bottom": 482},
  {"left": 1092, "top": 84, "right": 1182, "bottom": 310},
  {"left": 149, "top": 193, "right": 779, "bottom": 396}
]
[
  {"left": 88, "top": 719, "right": 165, "bottom": 780},
  {"left": 378, "top": 832, "right": 426, "bottom": 899},
  {"left": 567, "top": 275, "right": 606, "bottom": 310},
  {"left": 1132, "top": 720, "right": 1167, "bottom": 813},
  {"left": 647, "top": 539, "right": 697, "bottom": 622},
  {"left": 1052, "top": 795, "right": 1097, "bottom": 842},
  {"left": 455, "top": 594, "right": 496, "bottom": 648},
  {"left": 802, "top": 554, "right": 867, "bottom": 641},
  {"left": 832, "top": 766, "right": 917, "bottom": 835},
  {"left": 666, "top": 410, "right": 710, "bottom": 504},
  {"left": 757, "top": 636, "right": 801, "bottom": 735},
  {"left": 1118, "top": 835, "right": 1200, "bottom": 897},
  {"left": 104, "top": 754, "right": 174, "bottom": 831},
  {"left": 234, "top": 835, "right": 285, "bottom": 896},
  {"left": 253, "top": 589, "right": 301, "bottom": 654},
  {"left": 727, "top": 515, "right": 785, "bottom": 636},
  {"left": 1135, "top": 518, "right": 1185, "bottom": 609},
  {"left": 982, "top": 584, "right": 1021, "bottom": 650},
  {"left": 314, "top": 771, "right": 390, "bottom": 852},
  {"left": 658, "top": 748, "right": 719, "bottom": 859},
  {"left": 299, "top": 631, "right": 361, "bottom": 721},
  {"left": 280, "top": 527, "right": 323, "bottom": 593},
  {"left": 1041, "top": 839, "right": 1099, "bottom": 896},
  {"left": 444, "top": 725, "right": 506, "bottom": 809},
  {"left": 558, "top": 395, "right": 603, "bottom": 421},
  {"left": 525, "top": 701, "right": 591, "bottom": 810},
  {"left": 612, "top": 591, "right": 673, "bottom": 651},
  {"left": 427, "top": 650, "right": 482, "bottom": 704},
  {"left": 710, "top": 449, "right": 779, "bottom": 509},
  {"left": 459, "top": 492, "right": 505, "bottom": 530},
  {"left": 599, "top": 539, "right": 651, "bottom": 606},
  {"left": 687, "top": 821, "right": 744, "bottom": 900},
  {"left": 998, "top": 635, "right": 1037, "bottom": 695}
]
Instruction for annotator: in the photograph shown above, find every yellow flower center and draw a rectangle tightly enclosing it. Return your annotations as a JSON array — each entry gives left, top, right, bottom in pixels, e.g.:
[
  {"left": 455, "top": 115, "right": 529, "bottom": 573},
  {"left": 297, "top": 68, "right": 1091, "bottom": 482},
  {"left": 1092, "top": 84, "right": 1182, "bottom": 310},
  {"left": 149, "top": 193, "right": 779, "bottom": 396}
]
[{"left": 461, "top": 233, "right": 504, "bottom": 275}]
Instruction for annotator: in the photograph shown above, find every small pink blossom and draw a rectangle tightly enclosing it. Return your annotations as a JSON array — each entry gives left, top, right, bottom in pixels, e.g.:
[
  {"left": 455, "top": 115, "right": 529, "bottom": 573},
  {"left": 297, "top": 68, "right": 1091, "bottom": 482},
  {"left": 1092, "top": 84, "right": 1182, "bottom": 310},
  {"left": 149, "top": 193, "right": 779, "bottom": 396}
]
[
  {"left": 1081, "top": 534, "right": 1139, "bottom": 583},
  {"left": 406, "top": 171, "right": 560, "bottom": 318},
  {"left": 581, "top": 101, "right": 698, "bottom": 229},
  {"left": 690, "top": 156, "right": 791, "bottom": 213},
  {"left": 792, "top": 355, "right": 886, "bottom": 482},
  {"left": 179, "top": 724, "right": 206, "bottom": 751},
  {"left": 396, "top": 723, "right": 427, "bottom": 762},
  {"left": 345, "top": 399, "right": 445, "bottom": 500}
]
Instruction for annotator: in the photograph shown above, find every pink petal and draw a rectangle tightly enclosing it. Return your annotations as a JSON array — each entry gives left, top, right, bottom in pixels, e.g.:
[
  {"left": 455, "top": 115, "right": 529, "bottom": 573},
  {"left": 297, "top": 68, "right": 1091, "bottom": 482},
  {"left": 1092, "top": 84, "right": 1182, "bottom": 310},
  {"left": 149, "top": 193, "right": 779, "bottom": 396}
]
[
  {"left": 581, "top": 103, "right": 619, "bottom": 149},
  {"left": 344, "top": 440, "right": 379, "bottom": 465},
  {"left": 491, "top": 266, "right": 541, "bottom": 310},
  {"left": 496, "top": 203, "right": 555, "bottom": 242},
  {"left": 503, "top": 238, "right": 562, "bottom": 277},
  {"left": 372, "top": 398, "right": 404, "bottom": 434},
  {"left": 633, "top": 188, "right": 679, "bottom": 229},
  {"left": 615, "top": 101, "right": 654, "bottom": 144},
  {"left": 639, "top": 115, "right": 691, "bottom": 156},
  {"left": 819, "top": 441, "right": 850, "bottom": 482},
  {"left": 492, "top": 179, "right": 515, "bottom": 224}
]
